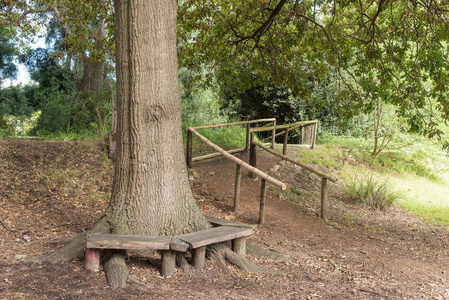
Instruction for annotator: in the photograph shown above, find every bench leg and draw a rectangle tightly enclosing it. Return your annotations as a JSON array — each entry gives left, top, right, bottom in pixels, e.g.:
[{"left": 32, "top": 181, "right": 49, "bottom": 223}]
[
  {"left": 161, "top": 250, "right": 176, "bottom": 277},
  {"left": 85, "top": 248, "right": 101, "bottom": 272},
  {"left": 232, "top": 237, "right": 246, "bottom": 255},
  {"left": 192, "top": 246, "right": 206, "bottom": 269}
]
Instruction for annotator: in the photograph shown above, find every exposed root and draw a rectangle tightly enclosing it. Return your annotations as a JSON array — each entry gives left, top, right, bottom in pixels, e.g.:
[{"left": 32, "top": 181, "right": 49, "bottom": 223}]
[
  {"left": 27, "top": 217, "right": 109, "bottom": 264},
  {"left": 246, "top": 243, "right": 287, "bottom": 262},
  {"left": 207, "top": 243, "right": 274, "bottom": 276},
  {"left": 176, "top": 252, "right": 191, "bottom": 274},
  {"left": 104, "top": 250, "right": 128, "bottom": 289},
  {"left": 128, "top": 275, "right": 154, "bottom": 289}
]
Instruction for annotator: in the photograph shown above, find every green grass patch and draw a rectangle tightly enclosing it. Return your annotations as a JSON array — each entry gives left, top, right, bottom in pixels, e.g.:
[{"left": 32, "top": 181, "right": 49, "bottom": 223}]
[
  {"left": 387, "top": 173, "right": 449, "bottom": 227},
  {"left": 318, "top": 131, "right": 449, "bottom": 227},
  {"left": 343, "top": 175, "right": 402, "bottom": 210}
]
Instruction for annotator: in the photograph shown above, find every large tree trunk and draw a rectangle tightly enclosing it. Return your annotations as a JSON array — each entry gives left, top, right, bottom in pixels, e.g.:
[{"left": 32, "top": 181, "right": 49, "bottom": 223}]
[
  {"left": 101, "top": 0, "right": 208, "bottom": 288},
  {"left": 109, "top": 0, "right": 207, "bottom": 237},
  {"left": 30, "top": 0, "right": 264, "bottom": 289}
]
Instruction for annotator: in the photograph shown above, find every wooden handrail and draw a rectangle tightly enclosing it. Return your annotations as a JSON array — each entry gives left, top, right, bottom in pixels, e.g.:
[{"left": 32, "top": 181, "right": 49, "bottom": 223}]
[
  {"left": 250, "top": 120, "right": 318, "bottom": 133},
  {"left": 188, "top": 128, "right": 287, "bottom": 190},
  {"left": 191, "top": 118, "right": 276, "bottom": 130},
  {"left": 253, "top": 142, "right": 337, "bottom": 183}
]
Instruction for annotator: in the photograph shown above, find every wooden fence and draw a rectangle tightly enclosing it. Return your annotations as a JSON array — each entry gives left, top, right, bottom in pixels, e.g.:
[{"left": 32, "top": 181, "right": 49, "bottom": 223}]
[
  {"left": 250, "top": 120, "right": 318, "bottom": 156},
  {"left": 250, "top": 141, "right": 337, "bottom": 222},
  {"left": 186, "top": 119, "right": 327, "bottom": 224},
  {"left": 187, "top": 127, "right": 287, "bottom": 224},
  {"left": 186, "top": 118, "right": 276, "bottom": 168}
]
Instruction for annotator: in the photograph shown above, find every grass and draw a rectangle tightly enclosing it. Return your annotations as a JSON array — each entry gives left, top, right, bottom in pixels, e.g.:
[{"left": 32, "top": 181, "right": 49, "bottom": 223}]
[
  {"left": 277, "top": 129, "right": 449, "bottom": 227},
  {"left": 318, "top": 132, "right": 449, "bottom": 227},
  {"left": 343, "top": 175, "right": 403, "bottom": 210},
  {"left": 387, "top": 173, "right": 449, "bottom": 227}
]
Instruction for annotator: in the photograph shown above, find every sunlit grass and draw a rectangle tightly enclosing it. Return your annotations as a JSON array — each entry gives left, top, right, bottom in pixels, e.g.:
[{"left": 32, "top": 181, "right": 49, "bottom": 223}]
[
  {"left": 386, "top": 173, "right": 449, "bottom": 227},
  {"left": 314, "top": 131, "right": 449, "bottom": 228}
]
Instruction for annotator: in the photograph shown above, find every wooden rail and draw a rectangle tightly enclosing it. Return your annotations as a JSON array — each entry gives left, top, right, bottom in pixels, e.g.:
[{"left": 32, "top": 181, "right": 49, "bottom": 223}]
[
  {"left": 188, "top": 128, "right": 287, "bottom": 190},
  {"left": 252, "top": 142, "right": 337, "bottom": 182},
  {"left": 191, "top": 118, "right": 276, "bottom": 130},
  {"left": 188, "top": 127, "right": 287, "bottom": 225},
  {"left": 250, "top": 120, "right": 318, "bottom": 133},
  {"left": 187, "top": 119, "right": 277, "bottom": 167},
  {"left": 251, "top": 141, "right": 337, "bottom": 222},
  {"left": 252, "top": 120, "right": 318, "bottom": 153}
]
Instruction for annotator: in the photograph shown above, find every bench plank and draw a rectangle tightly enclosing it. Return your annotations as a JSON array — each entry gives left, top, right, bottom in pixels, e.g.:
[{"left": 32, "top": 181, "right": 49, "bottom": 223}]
[
  {"left": 206, "top": 216, "right": 253, "bottom": 229},
  {"left": 177, "top": 226, "right": 253, "bottom": 249},
  {"left": 87, "top": 234, "right": 171, "bottom": 250}
]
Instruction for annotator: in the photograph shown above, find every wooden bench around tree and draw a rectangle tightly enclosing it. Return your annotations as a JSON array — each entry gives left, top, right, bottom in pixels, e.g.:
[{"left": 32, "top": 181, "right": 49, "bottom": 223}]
[
  {"left": 85, "top": 234, "right": 189, "bottom": 277},
  {"left": 176, "top": 226, "right": 253, "bottom": 269},
  {"left": 205, "top": 216, "right": 253, "bottom": 229},
  {"left": 85, "top": 221, "right": 254, "bottom": 277}
]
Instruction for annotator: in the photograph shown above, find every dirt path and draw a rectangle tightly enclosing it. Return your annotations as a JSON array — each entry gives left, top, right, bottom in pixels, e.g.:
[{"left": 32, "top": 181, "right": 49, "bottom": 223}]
[{"left": 0, "top": 140, "right": 448, "bottom": 299}]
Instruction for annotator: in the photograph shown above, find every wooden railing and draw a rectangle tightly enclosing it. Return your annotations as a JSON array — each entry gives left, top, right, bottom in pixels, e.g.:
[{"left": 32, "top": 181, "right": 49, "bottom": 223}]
[
  {"left": 250, "top": 141, "right": 337, "bottom": 222},
  {"left": 186, "top": 119, "right": 326, "bottom": 224},
  {"left": 186, "top": 118, "right": 276, "bottom": 168},
  {"left": 251, "top": 120, "right": 318, "bottom": 155},
  {"left": 187, "top": 127, "right": 287, "bottom": 225}
]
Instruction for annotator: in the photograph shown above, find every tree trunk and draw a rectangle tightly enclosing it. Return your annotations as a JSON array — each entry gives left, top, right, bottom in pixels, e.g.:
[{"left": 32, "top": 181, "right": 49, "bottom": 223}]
[
  {"left": 30, "top": 0, "right": 265, "bottom": 288},
  {"left": 101, "top": 0, "right": 208, "bottom": 288},
  {"left": 109, "top": 0, "right": 207, "bottom": 236},
  {"left": 78, "top": 55, "right": 105, "bottom": 94}
]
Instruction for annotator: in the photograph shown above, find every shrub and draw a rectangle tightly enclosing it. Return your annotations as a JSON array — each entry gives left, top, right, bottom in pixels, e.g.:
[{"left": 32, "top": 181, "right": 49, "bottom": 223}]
[{"left": 343, "top": 175, "right": 402, "bottom": 210}]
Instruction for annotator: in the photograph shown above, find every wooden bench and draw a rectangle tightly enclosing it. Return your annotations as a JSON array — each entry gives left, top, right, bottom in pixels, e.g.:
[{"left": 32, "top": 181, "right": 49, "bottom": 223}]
[
  {"left": 85, "top": 234, "right": 189, "bottom": 277},
  {"left": 85, "top": 218, "right": 254, "bottom": 276},
  {"left": 205, "top": 216, "right": 253, "bottom": 229},
  {"left": 176, "top": 226, "right": 253, "bottom": 269}
]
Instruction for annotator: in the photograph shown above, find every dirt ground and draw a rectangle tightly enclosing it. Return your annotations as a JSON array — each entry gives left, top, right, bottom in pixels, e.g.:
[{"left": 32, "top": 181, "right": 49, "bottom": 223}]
[{"left": 0, "top": 139, "right": 448, "bottom": 299}]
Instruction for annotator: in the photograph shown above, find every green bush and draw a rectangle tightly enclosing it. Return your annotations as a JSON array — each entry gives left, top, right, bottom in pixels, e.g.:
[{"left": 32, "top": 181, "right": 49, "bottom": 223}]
[
  {"left": 31, "top": 86, "right": 73, "bottom": 135},
  {"left": 343, "top": 175, "right": 402, "bottom": 210}
]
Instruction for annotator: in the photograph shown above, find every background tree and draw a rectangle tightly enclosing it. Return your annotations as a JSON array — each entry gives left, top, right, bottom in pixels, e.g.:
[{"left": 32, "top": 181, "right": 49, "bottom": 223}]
[
  {"left": 3, "top": 0, "right": 114, "bottom": 94},
  {"left": 178, "top": 0, "right": 449, "bottom": 149}
]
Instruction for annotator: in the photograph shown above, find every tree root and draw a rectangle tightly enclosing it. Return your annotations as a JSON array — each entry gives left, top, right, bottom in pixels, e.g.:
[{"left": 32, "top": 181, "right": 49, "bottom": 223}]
[
  {"left": 26, "top": 216, "right": 285, "bottom": 288},
  {"left": 246, "top": 243, "right": 288, "bottom": 262},
  {"left": 207, "top": 243, "right": 275, "bottom": 277},
  {"left": 104, "top": 250, "right": 128, "bottom": 289},
  {"left": 27, "top": 217, "right": 109, "bottom": 264}
]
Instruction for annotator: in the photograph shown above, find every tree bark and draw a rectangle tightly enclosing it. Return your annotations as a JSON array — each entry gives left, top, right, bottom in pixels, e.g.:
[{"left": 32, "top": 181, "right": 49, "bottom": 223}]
[
  {"left": 29, "top": 0, "right": 268, "bottom": 287},
  {"left": 109, "top": 0, "right": 207, "bottom": 237},
  {"left": 101, "top": 0, "right": 208, "bottom": 287},
  {"left": 78, "top": 54, "right": 105, "bottom": 94}
]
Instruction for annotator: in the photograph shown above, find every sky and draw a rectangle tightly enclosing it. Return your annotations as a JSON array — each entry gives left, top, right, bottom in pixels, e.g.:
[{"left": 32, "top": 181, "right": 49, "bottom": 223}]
[{"left": 1, "top": 36, "right": 46, "bottom": 88}]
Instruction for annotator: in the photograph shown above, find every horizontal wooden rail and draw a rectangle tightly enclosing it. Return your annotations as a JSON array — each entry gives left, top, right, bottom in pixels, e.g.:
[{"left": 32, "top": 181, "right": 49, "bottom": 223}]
[
  {"left": 250, "top": 120, "right": 318, "bottom": 133},
  {"left": 192, "top": 118, "right": 276, "bottom": 130},
  {"left": 192, "top": 147, "right": 246, "bottom": 162},
  {"left": 188, "top": 128, "right": 287, "bottom": 190},
  {"left": 253, "top": 142, "right": 337, "bottom": 183}
]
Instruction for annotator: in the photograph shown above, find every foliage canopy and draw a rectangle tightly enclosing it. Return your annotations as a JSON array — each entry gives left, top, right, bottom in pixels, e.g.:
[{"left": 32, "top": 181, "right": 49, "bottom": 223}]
[{"left": 178, "top": 0, "right": 449, "bottom": 147}]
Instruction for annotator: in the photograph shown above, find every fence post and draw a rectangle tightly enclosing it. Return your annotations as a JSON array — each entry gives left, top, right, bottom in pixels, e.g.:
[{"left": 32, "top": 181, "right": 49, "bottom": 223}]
[
  {"left": 186, "top": 129, "right": 193, "bottom": 168},
  {"left": 321, "top": 177, "right": 328, "bottom": 222},
  {"left": 245, "top": 123, "right": 251, "bottom": 153},
  {"left": 271, "top": 119, "right": 276, "bottom": 149},
  {"left": 259, "top": 179, "right": 267, "bottom": 225},
  {"left": 233, "top": 164, "right": 241, "bottom": 212},
  {"left": 311, "top": 123, "right": 317, "bottom": 150},
  {"left": 283, "top": 128, "right": 289, "bottom": 156},
  {"left": 249, "top": 132, "right": 256, "bottom": 178}
]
